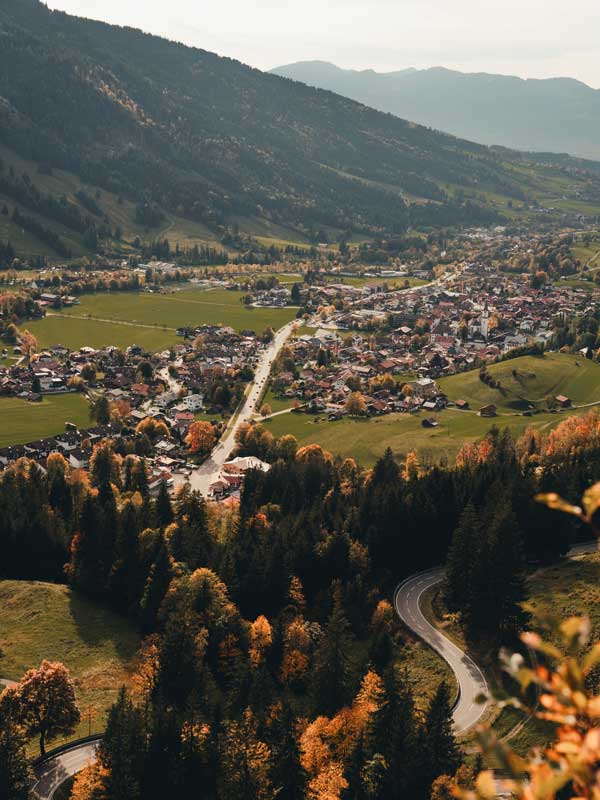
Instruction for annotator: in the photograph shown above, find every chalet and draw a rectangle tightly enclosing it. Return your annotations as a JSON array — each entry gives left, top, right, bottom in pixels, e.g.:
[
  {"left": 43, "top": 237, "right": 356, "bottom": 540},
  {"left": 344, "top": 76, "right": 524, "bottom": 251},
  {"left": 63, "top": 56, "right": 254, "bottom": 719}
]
[
  {"left": 555, "top": 395, "right": 572, "bottom": 409},
  {"left": 479, "top": 404, "right": 497, "bottom": 418},
  {"left": 209, "top": 478, "right": 230, "bottom": 498},
  {"left": 422, "top": 417, "right": 439, "bottom": 428},
  {"left": 455, "top": 399, "right": 470, "bottom": 410}
]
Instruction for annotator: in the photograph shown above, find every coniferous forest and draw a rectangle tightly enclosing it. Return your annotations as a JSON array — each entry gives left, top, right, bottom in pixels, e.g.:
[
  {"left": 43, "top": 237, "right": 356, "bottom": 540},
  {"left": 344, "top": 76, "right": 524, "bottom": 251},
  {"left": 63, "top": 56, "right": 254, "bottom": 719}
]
[{"left": 1, "top": 412, "right": 596, "bottom": 799}]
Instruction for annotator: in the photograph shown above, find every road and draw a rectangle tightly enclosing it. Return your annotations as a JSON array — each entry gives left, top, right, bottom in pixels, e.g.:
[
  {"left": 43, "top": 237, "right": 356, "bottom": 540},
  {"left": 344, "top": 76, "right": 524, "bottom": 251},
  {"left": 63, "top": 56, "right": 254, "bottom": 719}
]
[
  {"left": 394, "top": 541, "right": 599, "bottom": 736},
  {"left": 173, "top": 319, "right": 298, "bottom": 496},
  {"left": 31, "top": 741, "right": 100, "bottom": 800},
  {"left": 395, "top": 568, "right": 489, "bottom": 734}
]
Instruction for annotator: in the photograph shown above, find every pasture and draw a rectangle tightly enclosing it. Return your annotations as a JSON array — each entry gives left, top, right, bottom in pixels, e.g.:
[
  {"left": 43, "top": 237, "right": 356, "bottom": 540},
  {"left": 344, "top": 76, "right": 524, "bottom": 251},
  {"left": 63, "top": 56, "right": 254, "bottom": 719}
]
[{"left": 0, "top": 393, "right": 89, "bottom": 447}]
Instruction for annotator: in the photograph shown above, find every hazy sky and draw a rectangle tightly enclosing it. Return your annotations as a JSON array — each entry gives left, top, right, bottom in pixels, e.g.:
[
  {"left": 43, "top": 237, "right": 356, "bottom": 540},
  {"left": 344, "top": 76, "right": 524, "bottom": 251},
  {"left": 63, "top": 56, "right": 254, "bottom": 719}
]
[{"left": 46, "top": 0, "right": 600, "bottom": 88}]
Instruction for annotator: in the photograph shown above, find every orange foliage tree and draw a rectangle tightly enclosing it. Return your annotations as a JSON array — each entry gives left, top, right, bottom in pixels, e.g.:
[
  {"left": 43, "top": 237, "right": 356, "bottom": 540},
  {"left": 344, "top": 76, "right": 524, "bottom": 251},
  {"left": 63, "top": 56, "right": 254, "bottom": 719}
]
[{"left": 185, "top": 420, "right": 216, "bottom": 455}]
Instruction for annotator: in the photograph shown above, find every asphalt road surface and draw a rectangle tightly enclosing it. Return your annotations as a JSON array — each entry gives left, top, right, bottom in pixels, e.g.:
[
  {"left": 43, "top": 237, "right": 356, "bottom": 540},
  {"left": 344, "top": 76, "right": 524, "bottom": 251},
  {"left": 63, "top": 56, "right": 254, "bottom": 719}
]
[
  {"left": 395, "top": 568, "right": 489, "bottom": 734},
  {"left": 31, "top": 741, "right": 100, "bottom": 800},
  {"left": 174, "top": 319, "right": 297, "bottom": 496}
]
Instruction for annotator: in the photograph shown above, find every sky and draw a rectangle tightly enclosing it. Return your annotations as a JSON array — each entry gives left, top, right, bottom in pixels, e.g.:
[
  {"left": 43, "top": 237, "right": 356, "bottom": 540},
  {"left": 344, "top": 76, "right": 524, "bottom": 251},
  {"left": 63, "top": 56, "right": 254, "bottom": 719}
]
[{"left": 45, "top": 0, "right": 600, "bottom": 88}]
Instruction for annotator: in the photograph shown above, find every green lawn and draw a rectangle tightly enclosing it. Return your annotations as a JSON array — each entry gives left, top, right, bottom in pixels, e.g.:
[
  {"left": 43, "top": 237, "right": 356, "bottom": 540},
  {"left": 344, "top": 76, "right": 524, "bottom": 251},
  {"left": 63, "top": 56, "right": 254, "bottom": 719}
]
[
  {"left": 331, "top": 275, "right": 426, "bottom": 289},
  {"left": 0, "top": 580, "right": 140, "bottom": 748},
  {"left": 439, "top": 353, "right": 600, "bottom": 413},
  {"left": 26, "top": 313, "right": 178, "bottom": 352},
  {"left": 24, "top": 286, "right": 297, "bottom": 351},
  {"left": 0, "top": 393, "right": 90, "bottom": 447},
  {"left": 263, "top": 405, "right": 591, "bottom": 466},
  {"left": 59, "top": 288, "right": 295, "bottom": 330}
]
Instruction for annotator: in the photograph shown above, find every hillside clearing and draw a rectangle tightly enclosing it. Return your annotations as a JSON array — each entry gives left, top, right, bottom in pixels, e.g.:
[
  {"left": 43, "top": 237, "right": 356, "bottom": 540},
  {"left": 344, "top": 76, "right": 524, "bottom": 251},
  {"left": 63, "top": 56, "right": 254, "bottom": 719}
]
[
  {"left": 438, "top": 353, "right": 600, "bottom": 413},
  {"left": 264, "top": 405, "right": 589, "bottom": 466},
  {"left": 0, "top": 580, "right": 140, "bottom": 747}
]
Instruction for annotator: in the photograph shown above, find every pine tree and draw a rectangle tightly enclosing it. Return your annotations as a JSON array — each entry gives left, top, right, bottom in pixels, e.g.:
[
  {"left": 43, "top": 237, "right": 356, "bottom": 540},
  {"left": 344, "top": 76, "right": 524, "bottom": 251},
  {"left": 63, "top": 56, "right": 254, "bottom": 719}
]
[
  {"left": 139, "top": 535, "right": 172, "bottom": 632},
  {"left": 313, "top": 584, "right": 356, "bottom": 715},
  {"left": 445, "top": 503, "right": 481, "bottom": 611},
  {"left": 367, "top": 668, "right": 421, "bottom": 800},
  {"left": 424, "top": 681, "right": 460, "bottom": 788},
  {"left": 155, "top": 481, "right": 173, "bottom": 527},
  {"left": 99, "top": 687, "right": 145, "bottom": 800},
  {"left": 269, "top": 701, "right": 306, "bottom": 800}
]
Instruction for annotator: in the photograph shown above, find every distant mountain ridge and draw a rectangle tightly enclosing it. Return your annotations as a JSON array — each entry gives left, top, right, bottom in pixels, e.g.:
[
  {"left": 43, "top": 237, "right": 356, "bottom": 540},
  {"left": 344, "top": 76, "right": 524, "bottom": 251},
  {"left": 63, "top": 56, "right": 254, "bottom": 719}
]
[{"left": 272, "top": 61, "right": 600, "bottom": 161}]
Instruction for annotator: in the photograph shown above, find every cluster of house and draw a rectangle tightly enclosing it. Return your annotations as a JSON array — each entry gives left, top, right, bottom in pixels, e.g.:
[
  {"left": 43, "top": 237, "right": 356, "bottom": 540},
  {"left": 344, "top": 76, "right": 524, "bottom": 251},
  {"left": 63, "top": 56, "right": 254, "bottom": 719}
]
[
  {"left": 269, "top": 264, "right": 599, "bottom": 422},
  {"left": 0, "top": 325, "right": 271, "bottom": 492},
  {"left": 207, "top": 455, "right": 271, "bottom": 499}
]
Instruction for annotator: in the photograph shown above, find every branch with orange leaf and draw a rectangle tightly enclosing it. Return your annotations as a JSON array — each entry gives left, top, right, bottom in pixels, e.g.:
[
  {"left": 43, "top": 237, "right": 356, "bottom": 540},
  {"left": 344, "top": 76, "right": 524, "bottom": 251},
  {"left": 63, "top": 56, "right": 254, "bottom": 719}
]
[{"left": 455, "top": 484, "right": 600, "bottom": 800}]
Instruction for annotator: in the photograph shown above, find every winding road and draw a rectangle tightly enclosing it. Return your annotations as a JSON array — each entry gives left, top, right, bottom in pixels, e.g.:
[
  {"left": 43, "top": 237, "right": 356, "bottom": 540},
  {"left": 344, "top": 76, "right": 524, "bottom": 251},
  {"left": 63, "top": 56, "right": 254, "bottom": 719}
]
[
  {"left": 395, "top": 569, "right": 489, "bottom": 733},
  {"left": 394, "top": 541, "right": 599, "bottom": 736}
]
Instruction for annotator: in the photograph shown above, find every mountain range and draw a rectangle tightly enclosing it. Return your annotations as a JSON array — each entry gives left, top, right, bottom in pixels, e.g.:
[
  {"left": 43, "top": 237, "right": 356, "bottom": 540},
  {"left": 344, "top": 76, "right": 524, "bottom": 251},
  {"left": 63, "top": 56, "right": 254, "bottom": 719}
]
[
  {"left": 272, "top": 61, "right": 600, "bottom": 162},
  {"left": 0, "top": 1, "right": 599, "bottom": 260}
]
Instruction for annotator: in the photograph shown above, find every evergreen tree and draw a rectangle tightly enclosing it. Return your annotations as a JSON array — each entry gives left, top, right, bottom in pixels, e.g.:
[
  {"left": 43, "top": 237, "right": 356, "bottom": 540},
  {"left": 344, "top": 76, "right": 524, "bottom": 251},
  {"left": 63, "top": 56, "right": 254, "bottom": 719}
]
[
  {"left": 139, "top": 535, "right": 172, "bottom": 632},
  {"left": 313, "top": 584, "right": 356, "bottom": 714},
  {"left": 155, "top": 480, "right": 174, "bottom": 527},
  {"left": 424, "top": 681, "right": 460, "bottom": 788},
  {"left": 99, "top": 687, "right": 145, "bottom": 800},
  {"left": 0, "top": 692, "right": 30, "bottom": 800},
  {"left": 445, "top": 503, "right": 481, "bottom": 611},
  {"left": 269, "top": 701, "right": 306, "bottom": 800}
]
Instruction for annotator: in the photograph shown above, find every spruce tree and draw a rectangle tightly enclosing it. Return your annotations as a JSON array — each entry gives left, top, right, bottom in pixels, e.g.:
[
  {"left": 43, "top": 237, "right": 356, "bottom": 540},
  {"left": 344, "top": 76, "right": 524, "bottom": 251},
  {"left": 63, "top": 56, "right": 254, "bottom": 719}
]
[
  {"left": 313, "top": 584, "right": 356, "bottom": 715},
  {"left": 155, "top": 480, "right": 174, "bottom": 527},
  {"left": 269, "top": 701, "right": 306, "bottom": 800},
  {"left": 445, "top": 503, "right": 481, "bottom": 611},
  {"left": 99, "top": 687, "right": 145, "bottom": 800},
  {"left": 424, "top": 681, "right": 460, "bottom": 787}
]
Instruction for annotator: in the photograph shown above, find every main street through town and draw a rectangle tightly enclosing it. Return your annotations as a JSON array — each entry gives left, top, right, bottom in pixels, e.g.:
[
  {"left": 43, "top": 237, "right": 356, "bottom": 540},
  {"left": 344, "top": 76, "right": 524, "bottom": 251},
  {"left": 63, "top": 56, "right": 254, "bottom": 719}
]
[{"left": 173, "top": 319, "right": 298, "bottom": 497}]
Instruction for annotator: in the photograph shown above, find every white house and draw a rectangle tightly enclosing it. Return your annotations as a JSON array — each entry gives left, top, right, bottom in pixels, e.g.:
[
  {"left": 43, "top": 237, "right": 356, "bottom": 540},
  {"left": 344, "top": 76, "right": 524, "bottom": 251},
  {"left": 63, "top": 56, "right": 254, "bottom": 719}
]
[{"left": 183, "top": 393, "right": 204, "bottom": 412}]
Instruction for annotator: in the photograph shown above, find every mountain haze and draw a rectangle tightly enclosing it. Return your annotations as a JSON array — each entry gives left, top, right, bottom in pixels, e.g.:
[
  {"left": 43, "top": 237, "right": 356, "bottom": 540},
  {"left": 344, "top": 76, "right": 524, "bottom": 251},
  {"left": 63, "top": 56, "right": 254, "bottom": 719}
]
[{"left": 272, "top": 61, "right": 600, "bottom": 162}]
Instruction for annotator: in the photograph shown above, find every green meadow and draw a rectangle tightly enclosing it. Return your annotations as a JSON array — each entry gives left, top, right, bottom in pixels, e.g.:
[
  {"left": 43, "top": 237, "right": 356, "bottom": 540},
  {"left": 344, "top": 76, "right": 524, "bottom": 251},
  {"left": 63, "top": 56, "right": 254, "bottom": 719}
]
[{"left": 0, "top": 393, "right": 90, "bottom": 447}]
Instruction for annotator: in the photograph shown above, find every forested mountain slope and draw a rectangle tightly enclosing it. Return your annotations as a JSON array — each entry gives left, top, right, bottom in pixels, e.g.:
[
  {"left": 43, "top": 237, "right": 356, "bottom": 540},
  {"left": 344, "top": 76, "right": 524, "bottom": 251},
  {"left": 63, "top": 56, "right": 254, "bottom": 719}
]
[{"left": 1, "top": 0, "right": 600, "bottom": 259}]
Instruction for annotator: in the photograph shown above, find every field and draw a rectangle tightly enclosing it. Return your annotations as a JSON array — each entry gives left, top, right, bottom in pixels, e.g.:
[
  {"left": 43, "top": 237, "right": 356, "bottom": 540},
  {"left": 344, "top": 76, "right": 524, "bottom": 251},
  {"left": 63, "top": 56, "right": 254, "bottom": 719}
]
[
  {"left": 264, "top": 405, "right": 591, "bottom": 466},
  {"left": 26, "top": 314, "right": 178, "bottom": 352},
  {"left": 0, "top": 393, "right": 90, "bottom": 447},
  {"left": 329, "top": 275, "right": 427, "bottom": 289},
  {"left": 0, "top": 580, "right": 140, "bottom": 746},
  {"left": 25, "top": 287, "right": 297, "bottom": 351},
  {"left": 438, "top": 353, "right": 600, "bottom": 412}
]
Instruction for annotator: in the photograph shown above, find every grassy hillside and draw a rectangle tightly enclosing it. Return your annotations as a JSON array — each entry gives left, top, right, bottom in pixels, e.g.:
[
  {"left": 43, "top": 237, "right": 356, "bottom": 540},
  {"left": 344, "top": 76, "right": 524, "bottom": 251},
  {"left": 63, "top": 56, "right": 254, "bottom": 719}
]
[
  {"left": 1, "top": 0, "right": 600, "bottom": 264},
  {"left": 0, "top": 393, "right": 90, "bottom": 447},
  {"left": 0, "top": 580, "right": 140, "bottom": 746},
  {"left": 438, "top": 353, "right": 600, "bottom": 412},
  {"left": 264, "top": 405, "right": 590, "bottom": 466}
]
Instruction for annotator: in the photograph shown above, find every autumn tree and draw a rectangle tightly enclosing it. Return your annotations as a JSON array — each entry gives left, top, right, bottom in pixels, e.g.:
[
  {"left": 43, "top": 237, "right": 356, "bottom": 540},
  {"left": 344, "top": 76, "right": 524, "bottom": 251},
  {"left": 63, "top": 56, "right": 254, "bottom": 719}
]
[
  {"left": 16, "top": 660, "right": 80, "bottom": 755},
  {"left": 185, "top": 420, "right": 216, "bottom": 455},
  {"left": 345, "top": 391, "right": 366, "bottom": 417},
  {"left": 260, "top": 403, "right": 272, "bottom": 418},
  {"left": 135, "top": 417, "right": 169, "bottom": 443},
  {"left": 219, "top": 708, "right": 274, "bottom": 800},
  {"left": 20, "top": 329, "right": 36, "bottom": 362}
]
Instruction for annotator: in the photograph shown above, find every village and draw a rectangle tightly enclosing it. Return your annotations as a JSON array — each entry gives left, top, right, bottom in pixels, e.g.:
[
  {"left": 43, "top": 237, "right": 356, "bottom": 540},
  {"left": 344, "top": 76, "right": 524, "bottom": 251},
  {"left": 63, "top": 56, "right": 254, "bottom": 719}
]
[
  {"left": 268, "top": 259, "right": 599, "bottom": 423},
  {"left": 0, "top": 323, "right": 274, "bottom": 496}
]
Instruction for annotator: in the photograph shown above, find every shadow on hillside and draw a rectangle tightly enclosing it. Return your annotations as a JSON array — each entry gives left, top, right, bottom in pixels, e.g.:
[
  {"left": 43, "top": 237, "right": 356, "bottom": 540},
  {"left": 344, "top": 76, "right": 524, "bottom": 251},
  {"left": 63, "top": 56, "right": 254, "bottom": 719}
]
[{"left": 67, "top": 589, "right": 138, "bottom": 663}]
